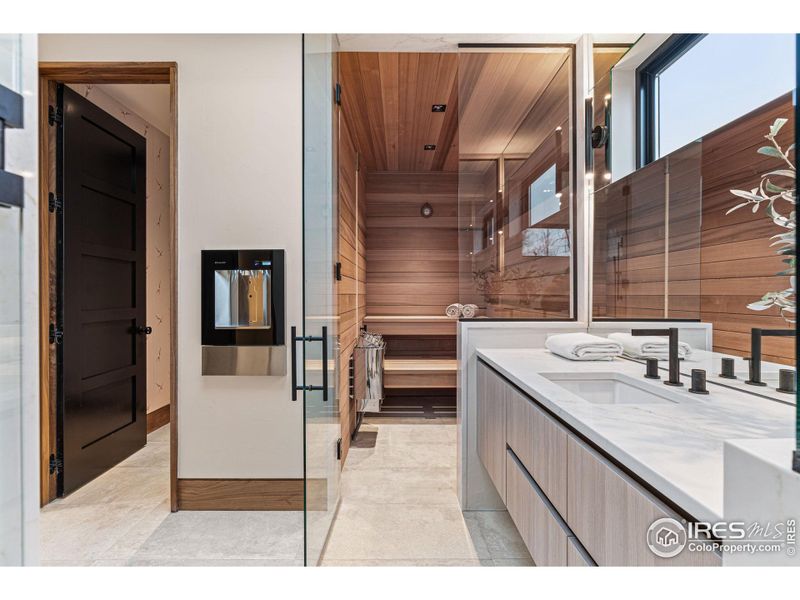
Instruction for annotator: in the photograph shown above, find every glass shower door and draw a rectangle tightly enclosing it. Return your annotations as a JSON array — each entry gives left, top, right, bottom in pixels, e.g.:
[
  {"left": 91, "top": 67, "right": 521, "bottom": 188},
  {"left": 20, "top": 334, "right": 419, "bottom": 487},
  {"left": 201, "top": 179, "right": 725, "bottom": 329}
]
[
  {"left": 0, "top": 33, "right": 25, "bottom": 566},
  {"left": 301, "top": 33, "right": 340, "bottom": 566}
]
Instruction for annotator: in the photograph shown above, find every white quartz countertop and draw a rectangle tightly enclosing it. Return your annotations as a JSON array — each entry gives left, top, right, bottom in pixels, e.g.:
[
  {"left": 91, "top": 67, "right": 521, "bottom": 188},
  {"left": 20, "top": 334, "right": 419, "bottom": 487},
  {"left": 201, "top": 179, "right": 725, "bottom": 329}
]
[{"left": 476, "top": 348, "right": 796, "bottom": 523}]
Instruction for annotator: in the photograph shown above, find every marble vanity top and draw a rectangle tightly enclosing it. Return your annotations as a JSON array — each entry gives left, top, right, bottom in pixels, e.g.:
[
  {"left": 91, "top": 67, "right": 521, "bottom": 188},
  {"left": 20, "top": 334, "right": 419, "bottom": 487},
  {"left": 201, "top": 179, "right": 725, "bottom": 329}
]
[{"left": 476, "top": 348, "right": 796, "bottom": 523}]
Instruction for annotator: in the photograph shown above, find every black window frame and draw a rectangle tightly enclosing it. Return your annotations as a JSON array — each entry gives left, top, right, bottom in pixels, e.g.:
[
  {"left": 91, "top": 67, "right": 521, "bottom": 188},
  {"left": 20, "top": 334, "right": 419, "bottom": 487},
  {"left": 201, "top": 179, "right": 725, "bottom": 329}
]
[{"left": 636, "top": 34, "right": 705, "bottom": 167}]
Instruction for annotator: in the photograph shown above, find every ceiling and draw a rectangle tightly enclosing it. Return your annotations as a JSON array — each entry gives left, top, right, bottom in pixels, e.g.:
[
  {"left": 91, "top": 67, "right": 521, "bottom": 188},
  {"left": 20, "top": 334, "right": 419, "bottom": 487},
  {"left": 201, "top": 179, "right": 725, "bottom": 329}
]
[
  {"left": 93, "top": 83, "right": 171, "bottom": 134},
  {"left": 340, "top": 49, "right": 571, "bottom": 173},
  {"left": 336, "top": 34, "right": 641, "bottom": 52}
]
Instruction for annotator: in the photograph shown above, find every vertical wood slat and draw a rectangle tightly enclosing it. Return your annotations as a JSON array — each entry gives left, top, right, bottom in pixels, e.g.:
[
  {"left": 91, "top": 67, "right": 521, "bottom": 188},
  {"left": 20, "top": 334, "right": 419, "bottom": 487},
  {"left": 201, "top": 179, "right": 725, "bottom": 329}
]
[{"left": 476, "top": 362, "right": 506, "bottom": 501}]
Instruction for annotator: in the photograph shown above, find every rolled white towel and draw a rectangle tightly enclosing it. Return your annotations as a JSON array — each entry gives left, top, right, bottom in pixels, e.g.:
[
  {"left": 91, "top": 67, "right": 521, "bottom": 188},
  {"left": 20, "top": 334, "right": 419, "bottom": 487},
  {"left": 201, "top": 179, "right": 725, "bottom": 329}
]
[
  {"left": 445, "top": 303, "right": 462, "bottom": 319},
  {"left": 545, "top": 332, "right": 623, "bottom": 361},
  {"left": 608, "top": 332, "right": 692, "bottom": 360},
  {"left": 461, "top": 304, "right": 477, "bottom": 318}
]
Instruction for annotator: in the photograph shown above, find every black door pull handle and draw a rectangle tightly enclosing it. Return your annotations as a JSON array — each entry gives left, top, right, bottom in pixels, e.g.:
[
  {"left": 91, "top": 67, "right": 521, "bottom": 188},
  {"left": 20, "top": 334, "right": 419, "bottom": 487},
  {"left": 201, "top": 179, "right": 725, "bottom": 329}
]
[
  {"left": 290, "top": 325, "right": 328, "bottom": 402},
  {"left": 136, "top": 325, "right": 153, "bottom": 335}
]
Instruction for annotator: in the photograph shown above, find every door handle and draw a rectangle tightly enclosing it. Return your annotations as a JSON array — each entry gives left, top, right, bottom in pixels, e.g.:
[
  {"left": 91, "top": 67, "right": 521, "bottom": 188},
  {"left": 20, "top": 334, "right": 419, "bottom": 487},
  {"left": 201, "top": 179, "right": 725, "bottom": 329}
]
[
  {"left": 291, "top": 325, "right": 328, "bottom": 402},
  {"left": 136, "top": 325, "right": 153, "bottom": 335}
]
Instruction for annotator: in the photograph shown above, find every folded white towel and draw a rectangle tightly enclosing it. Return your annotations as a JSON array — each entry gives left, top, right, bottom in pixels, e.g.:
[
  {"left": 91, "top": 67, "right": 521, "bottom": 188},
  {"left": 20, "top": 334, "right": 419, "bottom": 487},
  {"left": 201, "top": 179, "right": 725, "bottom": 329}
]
[
  {"left": 608, "top": 332, "right": 692, "bottom": 360},
  {"left": 445, "top": 303, "right": 462, "bottom": 319},
  {"left": 545, "top": 332, "right": 623, "bottom": 361}
]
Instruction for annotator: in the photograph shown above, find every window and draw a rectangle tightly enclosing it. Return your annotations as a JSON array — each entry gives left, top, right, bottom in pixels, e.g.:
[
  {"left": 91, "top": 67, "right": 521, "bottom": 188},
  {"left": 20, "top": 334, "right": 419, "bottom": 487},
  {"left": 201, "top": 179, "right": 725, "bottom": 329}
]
[
  {"left": 638, "top": 34, "right": 796, "bottom": 164},
  {"left": 528, "top": 163, "right": 559, "bottom": 226}
]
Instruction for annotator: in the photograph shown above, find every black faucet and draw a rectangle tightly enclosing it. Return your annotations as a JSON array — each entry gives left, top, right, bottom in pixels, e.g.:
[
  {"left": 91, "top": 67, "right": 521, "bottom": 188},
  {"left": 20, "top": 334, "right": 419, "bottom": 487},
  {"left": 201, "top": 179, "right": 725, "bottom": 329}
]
[
  {"left": 631, "top": 328, "right": 683, "bottom": 386},
  {"left": 745, "top": 328, "right": 794, "bottom": 386}
]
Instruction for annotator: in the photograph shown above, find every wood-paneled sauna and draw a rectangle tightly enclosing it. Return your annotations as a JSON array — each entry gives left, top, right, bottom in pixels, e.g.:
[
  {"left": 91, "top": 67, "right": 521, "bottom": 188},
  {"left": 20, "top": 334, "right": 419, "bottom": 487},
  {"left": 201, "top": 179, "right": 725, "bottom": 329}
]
[{"left": 335, "top": 48, "right": 578, "bottom": 441}]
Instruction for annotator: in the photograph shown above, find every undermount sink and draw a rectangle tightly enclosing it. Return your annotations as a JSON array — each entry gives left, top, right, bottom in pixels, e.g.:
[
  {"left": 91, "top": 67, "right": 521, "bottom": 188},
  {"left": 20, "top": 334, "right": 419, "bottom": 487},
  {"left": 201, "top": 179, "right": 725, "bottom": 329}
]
[{"left": 541, "top": 372, "right": 697, "bottom": 406}]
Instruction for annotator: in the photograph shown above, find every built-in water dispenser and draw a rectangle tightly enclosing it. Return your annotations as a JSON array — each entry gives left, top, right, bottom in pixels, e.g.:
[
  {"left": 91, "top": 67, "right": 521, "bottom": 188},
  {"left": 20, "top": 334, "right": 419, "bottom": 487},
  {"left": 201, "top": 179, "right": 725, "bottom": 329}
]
[{"left": 201, "top": 249, "right": 285, "bottom": 375}]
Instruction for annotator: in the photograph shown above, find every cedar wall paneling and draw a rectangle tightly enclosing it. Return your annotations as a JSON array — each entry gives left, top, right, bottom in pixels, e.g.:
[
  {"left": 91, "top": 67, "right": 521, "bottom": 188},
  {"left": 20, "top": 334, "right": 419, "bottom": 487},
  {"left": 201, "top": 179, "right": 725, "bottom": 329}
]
[
  {"left": 336, "top": 111, "right": 366, "bottom": 462},
  {"left": 700, "top": 94, "right": 794, "bottom": 364},
  {"left": 594, "top": 94, "right": 794, "bottom": 365},
  {"left": 365, "top": 171, "right": 460, "bottom": 317}
]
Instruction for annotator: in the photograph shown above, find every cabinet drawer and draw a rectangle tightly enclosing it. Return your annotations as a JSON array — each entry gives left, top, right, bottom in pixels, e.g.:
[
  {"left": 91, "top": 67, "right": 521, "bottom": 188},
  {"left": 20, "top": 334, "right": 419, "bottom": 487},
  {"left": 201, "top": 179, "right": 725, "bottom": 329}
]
[
  {"left": 566, "top": 435, "right": 720, "bottom": 567},
  {"left": 506, "top": 385, "right": 567, "bottom": 516},
  {"left": 506, "top": 448, "right": 569, "bottom": 566},
  {"left": 567, "top": 537, "right": 594, "bottom": 566},
  {"left": 477, "top": 362, "right": 506, "bottom": 501}
]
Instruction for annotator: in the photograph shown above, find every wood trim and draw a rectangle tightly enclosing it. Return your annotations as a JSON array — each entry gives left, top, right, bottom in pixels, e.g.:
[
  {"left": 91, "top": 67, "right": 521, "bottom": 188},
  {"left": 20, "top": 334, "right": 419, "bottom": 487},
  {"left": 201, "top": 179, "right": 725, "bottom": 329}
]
[
  {"left": 146, "top": 404, "right": 170, "bottom": 434},
  {"left": 38, "top": 62, "right": 178, "bottom": 510},
  {"left": 168, "top": 64, "right": 179, "bottom": 512},
  {"left": 38, "top": 78, "right": 57, "bottom": 505},
  {"left": 176, "top": 478, "right": 325, "bottom": 511},
  {"left": 38, "top": 62, "right": 175, "bottom": 83}
]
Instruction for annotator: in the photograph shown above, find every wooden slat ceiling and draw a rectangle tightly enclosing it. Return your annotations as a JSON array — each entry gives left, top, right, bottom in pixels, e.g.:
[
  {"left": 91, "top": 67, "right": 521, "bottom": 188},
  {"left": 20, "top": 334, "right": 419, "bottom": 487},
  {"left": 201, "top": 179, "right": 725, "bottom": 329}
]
[{"left": 339, "top": 50, "right": 571, "bottom": 173}]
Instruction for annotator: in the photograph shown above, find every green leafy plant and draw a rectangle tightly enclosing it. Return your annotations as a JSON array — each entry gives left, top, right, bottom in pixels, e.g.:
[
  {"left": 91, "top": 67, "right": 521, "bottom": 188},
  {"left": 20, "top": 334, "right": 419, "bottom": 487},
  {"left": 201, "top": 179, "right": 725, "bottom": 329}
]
[{"left": 727, "top": 118, "right": 796, "bottom": 323}]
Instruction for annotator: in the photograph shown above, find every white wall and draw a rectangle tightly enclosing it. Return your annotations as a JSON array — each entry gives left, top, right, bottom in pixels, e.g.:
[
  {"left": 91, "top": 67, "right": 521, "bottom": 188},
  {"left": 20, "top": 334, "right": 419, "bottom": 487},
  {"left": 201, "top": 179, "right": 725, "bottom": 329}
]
[{"left": 39, "top": 35, "right": 304, "bottom": 478}]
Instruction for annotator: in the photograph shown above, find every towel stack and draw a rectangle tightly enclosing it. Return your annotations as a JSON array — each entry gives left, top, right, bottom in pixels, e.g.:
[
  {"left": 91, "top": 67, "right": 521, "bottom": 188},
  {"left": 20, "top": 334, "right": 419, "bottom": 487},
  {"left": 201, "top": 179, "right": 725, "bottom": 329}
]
[
  {"left": 545, "top": 333, "right": 623, "bottom": 361},
  {"left": 445, "top": 303, "right": 479, "bottom": 319},
  {"left": 608, "top": 332, "right": 692, "bottom": 360}
]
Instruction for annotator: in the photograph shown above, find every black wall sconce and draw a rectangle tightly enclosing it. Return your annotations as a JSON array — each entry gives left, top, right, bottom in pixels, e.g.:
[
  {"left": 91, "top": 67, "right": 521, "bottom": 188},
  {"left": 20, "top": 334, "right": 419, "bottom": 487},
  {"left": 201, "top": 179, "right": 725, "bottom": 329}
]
[
  {"left": 420, "top": 202, "right": 433, "bottom": 218},
  {"left": 0, "top": 82, "right": 24, "bottom": 209}
]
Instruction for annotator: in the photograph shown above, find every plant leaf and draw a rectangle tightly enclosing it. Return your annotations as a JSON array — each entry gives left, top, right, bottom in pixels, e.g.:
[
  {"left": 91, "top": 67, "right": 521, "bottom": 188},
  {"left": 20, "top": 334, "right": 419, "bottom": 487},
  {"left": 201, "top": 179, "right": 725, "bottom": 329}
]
[
  {"left": 758, "top": 146, "right": 785, "bottom": 159},
  {"left": 765, "top": 169, "right": 796, "bottom": 179},
  {"left": 769, "top": 118, "right": 788, "bottom": 137},
  {"left": 726, "top": 202, "right": 750, "bottom": 215},
  {"left": 731, "top": 189, "right": 764, "bottom": 202}
]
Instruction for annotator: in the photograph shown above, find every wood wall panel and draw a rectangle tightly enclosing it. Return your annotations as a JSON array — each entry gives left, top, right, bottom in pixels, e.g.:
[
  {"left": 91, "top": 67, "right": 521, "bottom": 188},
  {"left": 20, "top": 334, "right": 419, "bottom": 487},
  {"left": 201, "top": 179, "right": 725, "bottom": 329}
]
[
  {"left": 699, "top": 94, "right": 794, "bottom": 364},
  {"left": 176, "top": 478, "right": 319, "bottom": 510},
  {"left": 593, "top": 93, "right": 794, "bottom": 365},
  {"left": 365, "top": 171, "right": 460, "bottom": 320},
  {"left": 336, "top": 109, "right": 366, "bottom": 463}
]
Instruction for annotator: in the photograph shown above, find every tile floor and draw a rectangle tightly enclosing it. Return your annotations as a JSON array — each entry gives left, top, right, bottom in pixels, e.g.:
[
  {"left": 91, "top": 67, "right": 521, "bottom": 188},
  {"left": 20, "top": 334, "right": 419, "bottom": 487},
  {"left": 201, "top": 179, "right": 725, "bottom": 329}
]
[
  {"left": 40, "top": 421, "right": 532, "bottom": 567},
  {"left": 39, "top": 425, "right": 304, "bottom": 566},
  {"left": 319, "top": 422, "right": 533, "bottom": 566}
]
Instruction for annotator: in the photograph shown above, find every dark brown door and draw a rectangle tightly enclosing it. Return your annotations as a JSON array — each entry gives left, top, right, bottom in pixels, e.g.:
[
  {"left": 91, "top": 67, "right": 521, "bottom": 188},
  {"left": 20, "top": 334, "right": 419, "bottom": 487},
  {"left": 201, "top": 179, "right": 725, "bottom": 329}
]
[{"left": 57, "top": 85, "right": 147, "bottom": 495}]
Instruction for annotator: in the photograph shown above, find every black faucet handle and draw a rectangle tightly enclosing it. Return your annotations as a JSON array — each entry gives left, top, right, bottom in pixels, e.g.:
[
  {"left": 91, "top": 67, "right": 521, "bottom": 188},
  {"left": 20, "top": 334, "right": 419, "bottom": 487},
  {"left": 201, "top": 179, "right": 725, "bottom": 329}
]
[{"left": 689, "top": 369, "right": 709, "bottom": 395}]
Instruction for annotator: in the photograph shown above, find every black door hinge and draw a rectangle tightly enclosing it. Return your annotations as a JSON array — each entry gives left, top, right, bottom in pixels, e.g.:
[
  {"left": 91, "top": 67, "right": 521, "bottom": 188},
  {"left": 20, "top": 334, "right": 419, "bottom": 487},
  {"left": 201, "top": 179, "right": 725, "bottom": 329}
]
[
  {"left": 48, "top": 192, "right": 62, "bottom": 213},
  {"left": 49, "top": 453, "right": 63, "bottom": 475},
  {"left": 49, "top": 323, "right": 63, "bottom": 345},
  {"left": 336, "top": 437, "right": 343, "bottom": 461},
  {"left": 334, "top": 83, "right": 341, "bottom": 106},
  {"left": 334, "top": 261, "right": 342, "bottom": 281},
  {"left": 48, "top": 105, "right": 63, "bottom": 126}
]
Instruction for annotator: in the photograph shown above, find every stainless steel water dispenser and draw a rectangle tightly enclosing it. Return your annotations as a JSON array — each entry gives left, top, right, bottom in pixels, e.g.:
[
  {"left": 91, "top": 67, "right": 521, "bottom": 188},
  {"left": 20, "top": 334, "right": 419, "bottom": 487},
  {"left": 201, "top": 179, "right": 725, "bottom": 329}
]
[{"left": 201, "top": 249, "right": 286, "bottom": 375}]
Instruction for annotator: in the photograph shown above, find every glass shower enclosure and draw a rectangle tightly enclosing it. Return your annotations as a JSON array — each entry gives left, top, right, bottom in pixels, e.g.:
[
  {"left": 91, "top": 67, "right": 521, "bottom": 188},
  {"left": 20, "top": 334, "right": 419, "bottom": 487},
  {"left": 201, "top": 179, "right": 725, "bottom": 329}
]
[{"left": 301, "top": 33, "right": 341, "bottom": 566}]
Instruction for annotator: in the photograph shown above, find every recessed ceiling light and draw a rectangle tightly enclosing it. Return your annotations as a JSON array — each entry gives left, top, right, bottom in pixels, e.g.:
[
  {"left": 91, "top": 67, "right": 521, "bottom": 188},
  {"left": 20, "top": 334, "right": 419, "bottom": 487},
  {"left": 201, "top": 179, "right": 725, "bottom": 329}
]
[
  {"left": 432, "top": 104, "right": 447, "bottom": 112},
  {"left": 424, "top": 144, "right": 436, "bottom": 151}
]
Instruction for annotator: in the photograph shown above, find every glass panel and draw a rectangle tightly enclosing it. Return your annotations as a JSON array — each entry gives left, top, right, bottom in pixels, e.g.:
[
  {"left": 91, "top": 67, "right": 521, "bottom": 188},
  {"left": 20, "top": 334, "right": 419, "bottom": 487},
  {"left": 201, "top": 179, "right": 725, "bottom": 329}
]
[
  {"left": 0, "top": 34, "right": 22, "bottom": 93},
  {"left": 302, "top": 33, "right": 340, "bottom": 566},
  {"left": 591, "top": 34, "right": 795, "bottom": 405},
  {"left": 458, "top": 48, "right": 575, "bottom": 319},
  {"left": 0, "top": 33, "right": 23, "bottom": 566},
  {"left": 0, "top": 206, "right": 23, "bottom": 566}
]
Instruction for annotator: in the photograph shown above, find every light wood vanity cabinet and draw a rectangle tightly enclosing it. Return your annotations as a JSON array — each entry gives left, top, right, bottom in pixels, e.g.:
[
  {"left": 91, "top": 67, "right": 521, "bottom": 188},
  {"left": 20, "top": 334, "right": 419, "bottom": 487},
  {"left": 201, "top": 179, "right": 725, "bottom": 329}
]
[
  {"left": 566, "top": 435, "right": 720, "bottom": 567},
  {"left": 476, "top": 360, "right": 721, "bottom": 568},
  {"left": 476, "top": 362, "right": 506, "bottom": 501},
  {"left": 506, "top": 449, "right": 570, "bottom": 566},
  {"left": 505, "top": 383, "right": 567, "bottom": 516}
]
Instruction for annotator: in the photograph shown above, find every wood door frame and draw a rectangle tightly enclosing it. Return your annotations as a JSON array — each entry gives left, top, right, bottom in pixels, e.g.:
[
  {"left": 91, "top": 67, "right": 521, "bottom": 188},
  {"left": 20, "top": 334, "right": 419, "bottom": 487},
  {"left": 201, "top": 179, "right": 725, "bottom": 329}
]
[{"left": 38, "top": 62, "right": 179, "bottom": 511}]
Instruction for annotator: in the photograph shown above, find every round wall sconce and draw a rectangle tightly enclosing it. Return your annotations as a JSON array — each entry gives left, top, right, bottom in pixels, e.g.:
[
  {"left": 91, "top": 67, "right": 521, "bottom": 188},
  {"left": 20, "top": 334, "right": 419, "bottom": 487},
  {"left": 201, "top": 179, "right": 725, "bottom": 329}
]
[{"left": 420, "top": 202, "right": 433, "bottom": 218}]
